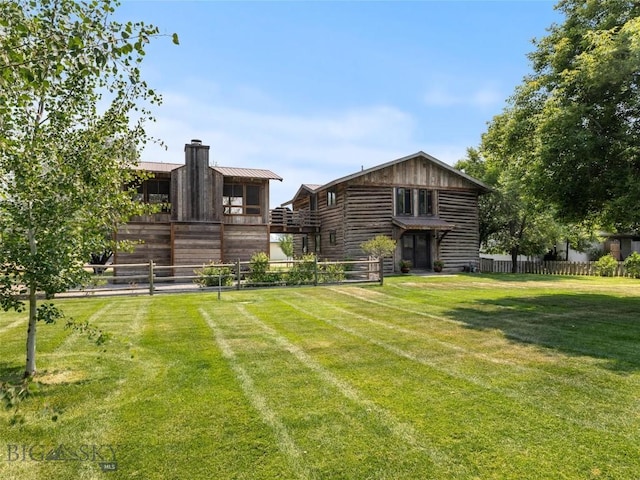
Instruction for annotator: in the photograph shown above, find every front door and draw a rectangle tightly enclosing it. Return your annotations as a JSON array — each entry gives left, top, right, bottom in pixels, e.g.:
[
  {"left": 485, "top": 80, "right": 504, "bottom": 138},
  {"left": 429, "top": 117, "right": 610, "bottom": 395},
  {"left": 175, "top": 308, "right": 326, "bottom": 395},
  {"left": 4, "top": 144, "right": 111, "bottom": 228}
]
[{"left": 401, "top": 233, "right": 431, "bottom": 269}]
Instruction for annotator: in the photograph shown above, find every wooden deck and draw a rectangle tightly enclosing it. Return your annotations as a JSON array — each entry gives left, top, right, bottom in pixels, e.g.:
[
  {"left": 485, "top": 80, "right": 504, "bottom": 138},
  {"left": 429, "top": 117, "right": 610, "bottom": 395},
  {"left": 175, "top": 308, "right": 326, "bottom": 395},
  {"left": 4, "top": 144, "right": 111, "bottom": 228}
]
[{"left": 269, "top": 209, "right": 320, "bottom": 233}]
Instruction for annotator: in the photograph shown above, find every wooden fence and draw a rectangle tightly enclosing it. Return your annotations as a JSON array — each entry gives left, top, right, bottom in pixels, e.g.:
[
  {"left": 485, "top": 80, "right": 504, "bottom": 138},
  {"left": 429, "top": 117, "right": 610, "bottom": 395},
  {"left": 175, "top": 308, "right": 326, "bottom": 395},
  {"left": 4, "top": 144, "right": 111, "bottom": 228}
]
[
  {"left": 65, "top": 257, "right": 384, "bottom": 297},
  {"left": 479, "top": 258, "right": 631, "bottom": 277}
]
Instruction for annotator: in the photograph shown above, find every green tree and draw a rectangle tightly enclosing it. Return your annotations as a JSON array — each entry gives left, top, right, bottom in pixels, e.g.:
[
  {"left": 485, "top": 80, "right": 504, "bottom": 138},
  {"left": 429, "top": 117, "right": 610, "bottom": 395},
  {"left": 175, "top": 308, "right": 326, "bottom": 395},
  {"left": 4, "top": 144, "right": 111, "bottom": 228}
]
[
  {"left": 491, "top": 0, "right": 640, "bottom": 231},
  {"left": 278, "top": 234, "right": 294, "bottom": 259},
  {"left": 455, "top": 147, "right": 564, "bottom": 273},
  {"left": 360, "top": 235, "right": 396, "bottom": 259},
  {"left": 0, "top": 0, "right": 177, "bottom": 377}
]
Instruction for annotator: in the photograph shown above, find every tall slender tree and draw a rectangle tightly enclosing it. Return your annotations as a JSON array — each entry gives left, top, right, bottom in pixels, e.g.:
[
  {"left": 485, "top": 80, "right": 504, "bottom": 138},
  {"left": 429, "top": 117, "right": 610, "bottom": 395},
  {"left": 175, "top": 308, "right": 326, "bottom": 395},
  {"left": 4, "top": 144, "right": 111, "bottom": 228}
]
[{"left": 0, "top": 0, "right": 178, "bottom": 377}]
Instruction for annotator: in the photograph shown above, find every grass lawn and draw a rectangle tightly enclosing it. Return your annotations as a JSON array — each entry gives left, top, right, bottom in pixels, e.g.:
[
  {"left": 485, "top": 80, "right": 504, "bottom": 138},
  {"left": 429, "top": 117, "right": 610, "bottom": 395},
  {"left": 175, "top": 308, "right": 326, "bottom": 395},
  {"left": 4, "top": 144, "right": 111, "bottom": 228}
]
[{"left": 1, "top": 274, "right": 639, "bottom": 479}]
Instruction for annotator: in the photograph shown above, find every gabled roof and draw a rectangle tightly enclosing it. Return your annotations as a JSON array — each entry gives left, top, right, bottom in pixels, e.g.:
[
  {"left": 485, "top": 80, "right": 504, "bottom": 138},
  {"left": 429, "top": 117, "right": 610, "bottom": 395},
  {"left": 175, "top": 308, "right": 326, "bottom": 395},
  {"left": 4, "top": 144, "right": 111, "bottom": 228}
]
[
  {"left": 135, "top": 162, "right": 282, "bottom": 181},
  {"left": 281, "top": 183, "right": 322, "bottom": 206},
  {"left": 285, "top": 151, "right": 490, "bottom": 205},
  {"left": 319, "top": 151, "right": 490, "bottom": 192}
]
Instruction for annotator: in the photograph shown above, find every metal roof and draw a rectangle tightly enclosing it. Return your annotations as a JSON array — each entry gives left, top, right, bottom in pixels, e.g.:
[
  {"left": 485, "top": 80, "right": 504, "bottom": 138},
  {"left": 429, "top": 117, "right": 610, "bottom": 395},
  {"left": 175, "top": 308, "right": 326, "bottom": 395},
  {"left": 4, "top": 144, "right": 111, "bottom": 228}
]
[
  {"left": 135, "top": 161, "right": 182, "bottom": 172},
  {"left": 212, "top": 167, "right": 282, "bottom": 181},
  {"left": 134, "top": 162, "right": 282, "bottom": 181},
  {"left": 392, "top": 216, "right": 455, "bottom": 231}
]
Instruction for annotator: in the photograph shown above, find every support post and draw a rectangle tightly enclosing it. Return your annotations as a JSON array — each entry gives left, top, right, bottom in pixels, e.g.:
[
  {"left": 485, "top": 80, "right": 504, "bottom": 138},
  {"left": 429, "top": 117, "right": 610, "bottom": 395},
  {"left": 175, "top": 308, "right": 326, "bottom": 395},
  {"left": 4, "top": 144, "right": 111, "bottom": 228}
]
[
  {"left": 236, "top": 259, "right": 241, "bottom": 290},
  {"left": 149, "top": 261, "right": 154, "bottom": 295},
  {"left": 379, "top": 257, "right": 384, "bottom": 286},
  {"left": 314, "top": 255, "right": 319, "bottom": 286}
]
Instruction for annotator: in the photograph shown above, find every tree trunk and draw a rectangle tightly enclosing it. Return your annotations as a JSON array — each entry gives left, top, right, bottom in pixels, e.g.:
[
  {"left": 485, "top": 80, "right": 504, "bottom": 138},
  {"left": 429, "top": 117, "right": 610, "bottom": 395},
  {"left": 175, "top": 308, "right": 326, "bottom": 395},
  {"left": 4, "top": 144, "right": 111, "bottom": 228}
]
[
  {"left": 511, "top": 247, "right": 520, "bottom": 274},
  {"left": 24, "top": 285, "right": 37, "bottom": 378},
  {"left": 25, "top": 225, "right": 38, "bottom": 378}
]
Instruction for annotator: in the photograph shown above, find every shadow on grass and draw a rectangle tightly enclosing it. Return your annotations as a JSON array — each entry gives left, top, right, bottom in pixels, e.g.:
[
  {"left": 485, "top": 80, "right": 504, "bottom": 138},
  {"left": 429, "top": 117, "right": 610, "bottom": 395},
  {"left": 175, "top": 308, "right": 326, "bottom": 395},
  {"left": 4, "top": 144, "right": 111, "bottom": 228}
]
[
  {"left": 447, "top": 293, "right": 640, "bottom": 373},
  {"left": 0, "top": 363, "right": 25, "bottom": 383},
  {"left": 472, "top": 273, "right": 596, "bottom": 283}
]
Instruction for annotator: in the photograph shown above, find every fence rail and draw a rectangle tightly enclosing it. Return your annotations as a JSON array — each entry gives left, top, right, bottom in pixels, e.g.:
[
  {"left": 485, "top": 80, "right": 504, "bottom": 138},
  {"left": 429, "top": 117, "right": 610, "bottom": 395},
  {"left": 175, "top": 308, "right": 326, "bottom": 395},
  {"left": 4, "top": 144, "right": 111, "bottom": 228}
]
[
  {"left": 479, "top": 258, "right": 632, "bottom": 277},
  {"left": 63, "top": 257, "right": 383, "bottom": 298}
]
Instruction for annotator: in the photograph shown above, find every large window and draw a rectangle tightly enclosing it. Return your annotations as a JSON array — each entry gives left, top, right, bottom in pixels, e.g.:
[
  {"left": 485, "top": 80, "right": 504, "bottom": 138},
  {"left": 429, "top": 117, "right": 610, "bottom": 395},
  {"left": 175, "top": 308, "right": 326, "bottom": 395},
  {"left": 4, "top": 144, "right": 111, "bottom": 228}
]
[
  {"left": 132, "top": 179, "right": 171, "bottom": 212},
  {"left": 396, "top": 187, "right": 412, "bottom": 215},
  {"left": 223, "top": 183, "right": 261, "bottom": 215},
  {"left": 418, "top": 189, "right": 433, "bottom": 215}
]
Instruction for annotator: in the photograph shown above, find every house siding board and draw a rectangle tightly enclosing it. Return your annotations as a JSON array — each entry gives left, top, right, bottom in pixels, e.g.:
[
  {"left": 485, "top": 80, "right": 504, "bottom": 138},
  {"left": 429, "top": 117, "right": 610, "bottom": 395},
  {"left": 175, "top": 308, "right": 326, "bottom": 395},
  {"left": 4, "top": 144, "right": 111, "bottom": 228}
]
[
  {"left": 171, "top": 223, "right": 222, "bottom": 265},
  {"left": 438, "top": 191, "right": 480, "bottom": 269},
  {"left": 114, "top": 222, "right": 172, "bottom": 277},
  {"left": 223, "top": 224, "right": 269, "bottom": 262},
  {"left": 344, "top": 186, "right": 394, "bottom": 260}
]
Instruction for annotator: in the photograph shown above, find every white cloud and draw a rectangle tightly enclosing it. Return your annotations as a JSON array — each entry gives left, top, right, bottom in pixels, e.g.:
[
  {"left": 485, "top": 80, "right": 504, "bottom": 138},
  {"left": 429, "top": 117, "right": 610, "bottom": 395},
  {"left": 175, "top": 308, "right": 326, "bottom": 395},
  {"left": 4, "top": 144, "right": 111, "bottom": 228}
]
[{"left": 139, "top": 86, "right": 427, "bottom": 206}]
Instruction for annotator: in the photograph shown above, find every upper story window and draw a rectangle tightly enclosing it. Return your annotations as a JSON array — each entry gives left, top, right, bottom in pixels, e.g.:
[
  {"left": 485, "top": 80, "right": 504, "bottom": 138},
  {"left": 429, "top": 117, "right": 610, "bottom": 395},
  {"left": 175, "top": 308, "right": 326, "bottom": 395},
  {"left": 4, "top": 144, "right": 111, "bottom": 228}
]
[
  {"left": 132, "top": 178, "right": 171, "bottom": 212},
  {"left": 396, "top": 187, "right": 412, "bottom": 215},
  {"left": 418, "top": 189, "right": 433, "bottom": 215},
  {"left": 223, "top": 183, "right": 261, "bottom": 215},
  {"left": 327, "top": 188, "right": 337, "bottom": 207}
]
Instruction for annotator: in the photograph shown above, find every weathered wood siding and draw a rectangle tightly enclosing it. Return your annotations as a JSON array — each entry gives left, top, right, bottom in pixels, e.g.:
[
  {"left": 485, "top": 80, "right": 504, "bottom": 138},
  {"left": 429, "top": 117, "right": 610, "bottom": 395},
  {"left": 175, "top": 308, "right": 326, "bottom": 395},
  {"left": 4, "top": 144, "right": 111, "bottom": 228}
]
[
  {"left": 438, "top": 190, "right": 480, "bottom": 270},
  {"left": 350, "top": 157, "right": 476, "bottom": 190},
  {"left": 343, "top": 186, "right": 394, "bottom": 259},
  {"left": 171, "top": 223, "right": 222, "bottom": 265},
  {"left": 314, "top": 184, "right": 346, "bottom": 259},
  {"left": 114, "top": 222, "right": 172, "bottom": 277},
  {"left": 223, "top": 224, "right": 269, "bottom": 262},
  {"left": 171, "top": 165, "right": 216, "bottom": 222}
]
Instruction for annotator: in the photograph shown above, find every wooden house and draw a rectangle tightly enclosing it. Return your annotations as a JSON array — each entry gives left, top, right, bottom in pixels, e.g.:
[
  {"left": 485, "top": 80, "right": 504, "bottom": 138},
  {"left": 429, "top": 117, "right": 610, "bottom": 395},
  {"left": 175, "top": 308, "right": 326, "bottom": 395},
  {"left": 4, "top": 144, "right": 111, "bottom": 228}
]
[
  {"left": 279, "top": 152, "right": 490, "bottom": 273},
  {"left": 115, "top": 140, "right": 282, "bottom": 269}
]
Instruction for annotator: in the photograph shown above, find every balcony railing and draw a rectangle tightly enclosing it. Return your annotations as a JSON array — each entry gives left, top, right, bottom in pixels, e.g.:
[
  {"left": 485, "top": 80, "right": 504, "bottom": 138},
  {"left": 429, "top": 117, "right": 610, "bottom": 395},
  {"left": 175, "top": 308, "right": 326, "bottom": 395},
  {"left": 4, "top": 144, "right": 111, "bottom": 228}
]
[{"left": 269, "top": 208, "right": 320, "bottom": 232}]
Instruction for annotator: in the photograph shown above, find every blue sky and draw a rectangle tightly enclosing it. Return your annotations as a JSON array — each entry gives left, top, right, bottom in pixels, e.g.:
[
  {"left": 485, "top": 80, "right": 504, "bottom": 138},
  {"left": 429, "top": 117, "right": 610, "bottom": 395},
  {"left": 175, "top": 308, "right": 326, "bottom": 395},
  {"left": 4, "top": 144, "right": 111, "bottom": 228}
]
[{"left": 117, "top": 0, "right": 561, "bottom": 207}]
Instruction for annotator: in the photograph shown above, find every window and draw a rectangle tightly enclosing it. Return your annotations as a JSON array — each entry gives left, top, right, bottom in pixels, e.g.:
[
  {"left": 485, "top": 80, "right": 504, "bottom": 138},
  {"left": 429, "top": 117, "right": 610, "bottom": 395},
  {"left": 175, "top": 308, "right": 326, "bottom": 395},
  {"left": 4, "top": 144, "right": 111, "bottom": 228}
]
[
  {"left": 327, "top": 188, "right": 337, "bottom": 207},
  {"left": 396, "top": 187, "right": 412, "bottom": 215},
  {"left": 223, "top": 183, "right": 262, "bottom": 215},
  {"left": 329, "top": 230, "right": 337, "bottom": 246},
  {"left": 310, "top": 194, "right": 317, "bottom": 211},
  {"left": 130, "top": 179, "right": 171, "bottom": 212},
  {"left": 418, "top": 189, "right": 433, "bottom": 215},
  {"left": 302, "top": 235, "right": 308, "bottom": 254},
  {"left": 147, "top": 179, "right": 170, "bottom": 206},
  {"left": 315, "top": 233, "right": 322, "bottom": 253}
]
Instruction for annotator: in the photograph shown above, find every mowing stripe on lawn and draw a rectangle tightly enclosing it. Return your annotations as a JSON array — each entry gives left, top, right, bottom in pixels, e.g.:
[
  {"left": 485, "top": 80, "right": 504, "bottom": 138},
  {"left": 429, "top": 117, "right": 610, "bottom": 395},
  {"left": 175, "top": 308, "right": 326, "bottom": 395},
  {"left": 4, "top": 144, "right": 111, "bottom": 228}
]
[
  {"left": 230, "top": 303, "right": 455, "bottom": 470},
  {"left": 199, "top": 308, "right": 312, "bottom": 480},
  {"left": 327, "top": 286, "right": 459, "bottom": 324},
  {"left": 277, "top": 295, "right": 640, "bottom": 440}
]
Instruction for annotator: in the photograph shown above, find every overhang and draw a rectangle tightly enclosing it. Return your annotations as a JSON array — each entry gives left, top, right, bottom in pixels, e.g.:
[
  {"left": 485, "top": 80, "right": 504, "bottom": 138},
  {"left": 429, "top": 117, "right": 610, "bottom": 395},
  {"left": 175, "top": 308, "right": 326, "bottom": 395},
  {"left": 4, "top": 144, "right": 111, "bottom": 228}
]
[{"left": 392, "top": 216, "right": 455, "bottom": 231}]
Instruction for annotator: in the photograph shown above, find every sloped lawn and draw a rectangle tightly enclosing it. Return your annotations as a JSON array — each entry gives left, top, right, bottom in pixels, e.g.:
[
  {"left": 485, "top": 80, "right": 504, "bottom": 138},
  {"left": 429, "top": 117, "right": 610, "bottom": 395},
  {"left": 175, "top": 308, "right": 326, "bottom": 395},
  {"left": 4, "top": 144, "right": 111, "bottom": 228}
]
[{"left": 1, "top": 274, "right": 639, "bottom": 479}]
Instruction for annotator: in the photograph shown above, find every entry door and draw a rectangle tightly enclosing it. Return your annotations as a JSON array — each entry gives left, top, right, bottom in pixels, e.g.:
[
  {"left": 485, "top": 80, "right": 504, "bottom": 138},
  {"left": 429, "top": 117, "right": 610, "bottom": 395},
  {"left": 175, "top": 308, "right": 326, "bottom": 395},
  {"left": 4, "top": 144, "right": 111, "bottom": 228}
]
[{"left": 402, "top": 233, "right": 431, "bottom": 269}]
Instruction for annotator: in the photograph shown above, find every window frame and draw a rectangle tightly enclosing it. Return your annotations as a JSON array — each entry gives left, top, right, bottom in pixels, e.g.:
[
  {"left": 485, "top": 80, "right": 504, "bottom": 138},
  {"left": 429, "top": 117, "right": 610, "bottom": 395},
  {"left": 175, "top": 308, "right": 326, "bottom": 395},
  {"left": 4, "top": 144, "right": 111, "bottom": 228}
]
[
  {"left": 223, "top": 183, "right": 263, "bottom": 216},
  {"left": 395, "top": 187, "right": 412, "bottom": 216}
]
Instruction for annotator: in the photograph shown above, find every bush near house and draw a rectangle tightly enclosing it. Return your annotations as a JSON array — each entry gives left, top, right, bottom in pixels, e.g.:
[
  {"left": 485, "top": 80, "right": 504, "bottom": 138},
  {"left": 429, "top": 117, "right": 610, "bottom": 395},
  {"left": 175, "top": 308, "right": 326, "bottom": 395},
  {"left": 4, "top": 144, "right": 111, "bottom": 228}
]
[
  {"left": 194, "top": 262, "right": 234, "bottom": 287},
  {"left": 623, "top": 252, "right": 640, "bottom": 278},
  {"left": 593, "top": 254, "right": 619, "bottom": 277}
]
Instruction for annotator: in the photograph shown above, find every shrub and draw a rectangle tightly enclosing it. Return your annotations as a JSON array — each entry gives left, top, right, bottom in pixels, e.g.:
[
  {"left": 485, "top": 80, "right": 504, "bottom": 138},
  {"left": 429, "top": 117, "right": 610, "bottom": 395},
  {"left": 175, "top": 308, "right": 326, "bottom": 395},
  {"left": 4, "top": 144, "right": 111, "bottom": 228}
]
[
  {"left": 320, "top": 263, "right": 345, "bottom": 283},
  {"left": 361, "top": 235, "right": 396, "bottom": 258},
  {"left": 195, "top": 262, "right": 234, "bottom": 287},
  {"left": 287, "top": 254, "right": 317, "bottom": 285},
  {"left": 623, "top": 252, "right": 640, "bottom": 278},
  {"left": 593, "top": 254, "right": 618, "bottom": 277},
  {"left": 248, "top": 252, "right": 281, "bottom": 285}
]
